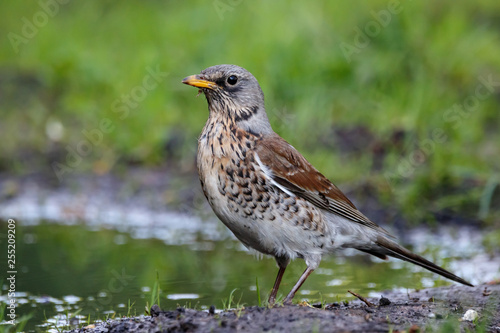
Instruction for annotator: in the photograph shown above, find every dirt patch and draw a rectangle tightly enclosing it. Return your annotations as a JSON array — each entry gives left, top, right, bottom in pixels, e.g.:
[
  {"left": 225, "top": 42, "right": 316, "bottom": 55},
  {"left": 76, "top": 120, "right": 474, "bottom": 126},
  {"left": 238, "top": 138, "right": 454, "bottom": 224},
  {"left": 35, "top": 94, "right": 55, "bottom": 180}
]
[{"left": 68, "top": 283, "right": 499, "bottom": 332}]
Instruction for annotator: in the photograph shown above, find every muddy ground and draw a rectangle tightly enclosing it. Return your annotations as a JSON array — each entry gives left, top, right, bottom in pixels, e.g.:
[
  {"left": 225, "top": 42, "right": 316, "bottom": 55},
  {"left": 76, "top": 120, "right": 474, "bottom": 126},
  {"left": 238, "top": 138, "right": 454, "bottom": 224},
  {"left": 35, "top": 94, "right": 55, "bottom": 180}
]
[{"left": 68, "top": 283, "right": 499, "bottom": 333}]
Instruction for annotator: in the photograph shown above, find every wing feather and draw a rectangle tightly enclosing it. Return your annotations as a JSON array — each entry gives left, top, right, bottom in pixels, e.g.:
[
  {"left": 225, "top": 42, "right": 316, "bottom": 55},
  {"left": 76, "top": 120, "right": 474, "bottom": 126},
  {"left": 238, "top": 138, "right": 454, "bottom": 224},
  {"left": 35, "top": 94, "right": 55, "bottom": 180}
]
[{"left": 255, "top": 134, "right": 391, "bottom": 236}]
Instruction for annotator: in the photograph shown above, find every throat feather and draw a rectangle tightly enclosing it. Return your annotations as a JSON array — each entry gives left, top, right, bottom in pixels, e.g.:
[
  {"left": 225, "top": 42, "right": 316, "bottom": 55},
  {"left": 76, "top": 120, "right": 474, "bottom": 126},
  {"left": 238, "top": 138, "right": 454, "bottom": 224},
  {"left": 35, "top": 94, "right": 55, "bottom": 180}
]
[{"left": 234, "top": 106, "right": 258, "bottom": 122}]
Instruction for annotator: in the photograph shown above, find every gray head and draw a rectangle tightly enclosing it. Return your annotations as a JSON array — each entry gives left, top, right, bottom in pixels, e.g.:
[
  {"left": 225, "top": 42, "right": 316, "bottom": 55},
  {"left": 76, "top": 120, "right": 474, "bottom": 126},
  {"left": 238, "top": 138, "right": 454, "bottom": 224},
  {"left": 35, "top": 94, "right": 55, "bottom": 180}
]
[{"left": 182, "top": 64, "right": 273, "bottom": 135}]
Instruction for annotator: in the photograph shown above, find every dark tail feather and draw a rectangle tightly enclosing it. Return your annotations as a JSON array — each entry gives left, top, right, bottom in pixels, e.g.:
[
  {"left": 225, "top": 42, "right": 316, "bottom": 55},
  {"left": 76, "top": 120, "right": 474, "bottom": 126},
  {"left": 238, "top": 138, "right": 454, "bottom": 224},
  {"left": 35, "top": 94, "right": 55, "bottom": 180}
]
[{"left": 375, "top": 237, "right": 474, "bottom": 287}]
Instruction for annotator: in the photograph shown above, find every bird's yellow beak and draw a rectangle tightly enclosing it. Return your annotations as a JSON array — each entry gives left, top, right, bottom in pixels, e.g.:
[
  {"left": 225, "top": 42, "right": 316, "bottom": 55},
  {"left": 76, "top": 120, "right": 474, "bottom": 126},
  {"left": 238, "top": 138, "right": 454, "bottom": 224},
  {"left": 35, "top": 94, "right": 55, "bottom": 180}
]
[{"left": 182, "top": 75, "right": 217, "bottom": 90}]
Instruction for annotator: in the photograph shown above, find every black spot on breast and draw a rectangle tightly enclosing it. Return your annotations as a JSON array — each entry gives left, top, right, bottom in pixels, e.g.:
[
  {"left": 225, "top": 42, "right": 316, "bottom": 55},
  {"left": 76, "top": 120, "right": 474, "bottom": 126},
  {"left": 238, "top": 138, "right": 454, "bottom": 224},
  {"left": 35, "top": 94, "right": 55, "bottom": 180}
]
[
  {"left": 219, "top": 186, "right": 226, "bottom": 196},
  {"left": 226, "top": 168, "right": 235, "bottom": 181}
]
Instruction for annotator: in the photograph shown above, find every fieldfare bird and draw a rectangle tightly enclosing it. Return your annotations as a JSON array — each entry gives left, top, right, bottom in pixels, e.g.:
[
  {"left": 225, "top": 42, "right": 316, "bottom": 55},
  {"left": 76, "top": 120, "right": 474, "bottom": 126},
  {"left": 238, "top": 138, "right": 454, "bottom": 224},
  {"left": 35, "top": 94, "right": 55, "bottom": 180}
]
[{"left": 182, "top": 64, "right": 473, "bottom": 305}]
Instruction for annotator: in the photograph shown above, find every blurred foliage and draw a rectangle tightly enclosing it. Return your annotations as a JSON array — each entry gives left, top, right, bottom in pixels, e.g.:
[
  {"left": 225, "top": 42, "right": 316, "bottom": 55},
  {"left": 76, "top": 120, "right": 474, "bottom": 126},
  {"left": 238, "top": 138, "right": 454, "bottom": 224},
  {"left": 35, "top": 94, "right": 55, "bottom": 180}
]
[{"left": 0, "top": 1, "right": 499, "bottom": 224}]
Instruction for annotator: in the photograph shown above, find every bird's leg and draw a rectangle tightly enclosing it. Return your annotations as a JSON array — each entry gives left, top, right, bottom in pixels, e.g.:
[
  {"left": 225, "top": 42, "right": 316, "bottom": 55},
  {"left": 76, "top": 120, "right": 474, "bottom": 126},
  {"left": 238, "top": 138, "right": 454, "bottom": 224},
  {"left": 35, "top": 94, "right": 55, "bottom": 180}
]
[
  {"left": 283, "top": 266, "right": 314, "bottom": 305},
  {"left": 268, "top": 265, "right": 287, "bottom": 305}
]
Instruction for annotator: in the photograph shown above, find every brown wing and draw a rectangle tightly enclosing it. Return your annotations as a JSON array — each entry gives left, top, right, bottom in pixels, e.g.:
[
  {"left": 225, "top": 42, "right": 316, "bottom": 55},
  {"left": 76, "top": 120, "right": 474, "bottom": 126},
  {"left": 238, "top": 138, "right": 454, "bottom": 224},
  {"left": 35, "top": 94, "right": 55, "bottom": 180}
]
[{"left": 255, "top": 133, "right": 392, "bottom": 236}]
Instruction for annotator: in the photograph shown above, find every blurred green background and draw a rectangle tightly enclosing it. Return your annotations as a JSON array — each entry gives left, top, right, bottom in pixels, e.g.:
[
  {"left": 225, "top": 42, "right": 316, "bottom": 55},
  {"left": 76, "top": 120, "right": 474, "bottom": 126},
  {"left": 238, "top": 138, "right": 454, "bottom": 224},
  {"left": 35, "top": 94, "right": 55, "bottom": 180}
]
[{"left": 1, "top": 0, "right": 499, "bottom": 224}]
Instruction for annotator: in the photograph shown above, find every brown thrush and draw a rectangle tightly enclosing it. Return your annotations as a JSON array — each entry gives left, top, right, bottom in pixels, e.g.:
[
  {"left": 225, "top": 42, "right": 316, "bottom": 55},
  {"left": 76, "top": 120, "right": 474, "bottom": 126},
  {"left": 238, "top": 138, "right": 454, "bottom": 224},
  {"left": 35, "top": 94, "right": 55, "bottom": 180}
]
[{"left": 182, "top": 64, "right": 473, "bottom": 305}]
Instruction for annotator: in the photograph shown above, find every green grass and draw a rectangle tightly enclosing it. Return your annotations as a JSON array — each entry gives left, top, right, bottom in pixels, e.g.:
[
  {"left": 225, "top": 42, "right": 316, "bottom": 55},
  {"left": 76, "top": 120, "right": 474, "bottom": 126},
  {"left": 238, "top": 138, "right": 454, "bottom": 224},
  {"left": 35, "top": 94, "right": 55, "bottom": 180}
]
[
  {"left": 1, "top": 1, "right": 499, "bottom": 225},
  {"left": 221, "top": 288, "right": 244, "bottom": 311},
  {"left": 255, "top": 277, "right": 262, "bottom": 307},
  {"left": 144, "top": 271, "right": 161, "bottom": 315}
]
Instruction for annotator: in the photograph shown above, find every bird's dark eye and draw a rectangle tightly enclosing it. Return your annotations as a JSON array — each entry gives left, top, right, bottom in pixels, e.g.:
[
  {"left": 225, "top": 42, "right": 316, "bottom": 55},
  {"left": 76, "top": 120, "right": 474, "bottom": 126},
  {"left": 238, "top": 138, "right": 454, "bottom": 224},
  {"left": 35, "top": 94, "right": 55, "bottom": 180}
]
[{"left": 227, "top": 75, "right": 238, "bottom": 85}]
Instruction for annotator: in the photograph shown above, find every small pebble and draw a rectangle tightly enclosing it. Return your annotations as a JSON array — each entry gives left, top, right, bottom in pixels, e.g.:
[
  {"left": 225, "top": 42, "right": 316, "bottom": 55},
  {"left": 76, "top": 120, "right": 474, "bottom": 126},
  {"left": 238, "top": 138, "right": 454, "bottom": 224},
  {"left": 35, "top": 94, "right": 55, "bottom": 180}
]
[
  {"left": 209, "top": 305, "right": 215, "bottom": 315},
  {"left": 150, "top": 304, "right": 161, "bottom": 317},
  {"left": 428, "top": 313, "right": 436, "bottom": 319},
  {"left": 462, "top": 309, "right": 479, "bottom": 322},
  {"left": 379, "top": 296, "right": 391, "bottom": 306}
]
